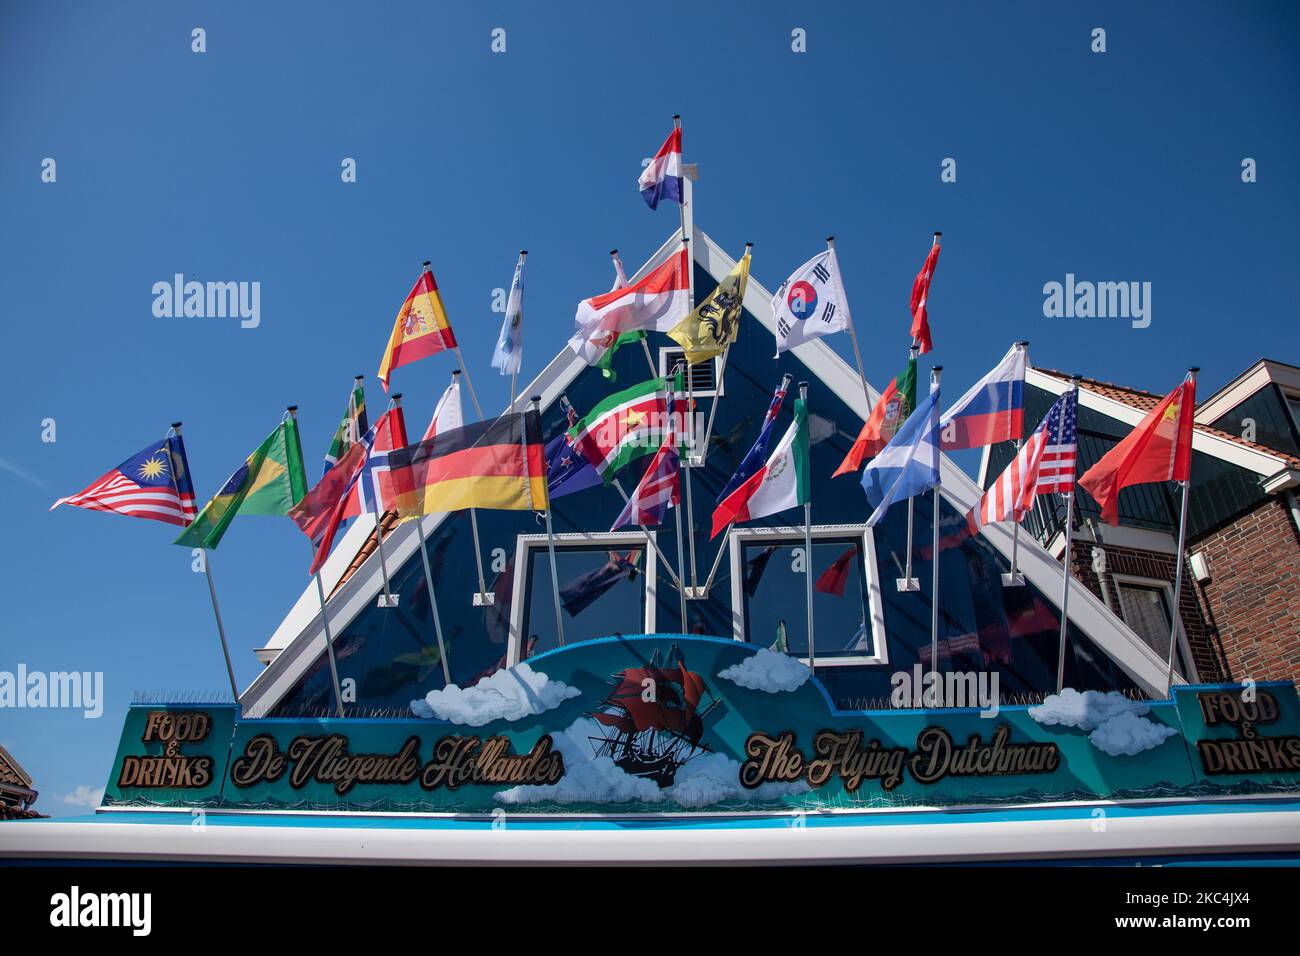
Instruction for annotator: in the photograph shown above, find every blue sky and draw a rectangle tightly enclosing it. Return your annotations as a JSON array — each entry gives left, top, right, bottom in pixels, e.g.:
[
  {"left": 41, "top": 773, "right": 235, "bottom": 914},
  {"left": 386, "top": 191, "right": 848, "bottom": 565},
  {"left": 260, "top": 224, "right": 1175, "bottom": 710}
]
[{"left": 1, "top": 1, "right": 1296, "bottom": 814}]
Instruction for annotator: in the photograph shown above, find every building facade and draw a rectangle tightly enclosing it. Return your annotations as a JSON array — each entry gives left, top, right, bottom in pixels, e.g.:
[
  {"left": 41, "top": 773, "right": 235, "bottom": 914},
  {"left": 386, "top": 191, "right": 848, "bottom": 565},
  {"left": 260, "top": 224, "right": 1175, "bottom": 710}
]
[{"left": 983, "top": 362, "right": 1300, "bottom": 687}]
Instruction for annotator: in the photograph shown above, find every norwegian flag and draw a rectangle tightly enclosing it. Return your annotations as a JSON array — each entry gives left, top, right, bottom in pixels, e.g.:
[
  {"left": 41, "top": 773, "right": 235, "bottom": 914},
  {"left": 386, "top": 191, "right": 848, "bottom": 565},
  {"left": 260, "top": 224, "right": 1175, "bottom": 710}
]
[
  {"left": 967, "top": 389, "right": 1077, "bottom": 534},
  {"left": 610, "top": 394, "right": 680, "bottom": 530},
  {"left": 51, "top": 434, "right": 198, "bottom": 528},
  {"left": 342, "top": 407, "right": 409, "bottom": 518}
]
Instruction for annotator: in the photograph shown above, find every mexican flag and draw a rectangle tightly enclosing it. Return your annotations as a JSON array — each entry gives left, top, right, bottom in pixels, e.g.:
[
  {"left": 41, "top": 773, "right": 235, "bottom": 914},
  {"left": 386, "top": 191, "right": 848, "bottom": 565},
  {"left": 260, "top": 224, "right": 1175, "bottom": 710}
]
[
  {"left": 176, "top": 417, "right": 308, "bottom": 549},
  {"left": 711, "top": 395, "right": 810, "bottom": 537},
  {"left": 568, "top": 375, "right": 680, "bottom": 481}
]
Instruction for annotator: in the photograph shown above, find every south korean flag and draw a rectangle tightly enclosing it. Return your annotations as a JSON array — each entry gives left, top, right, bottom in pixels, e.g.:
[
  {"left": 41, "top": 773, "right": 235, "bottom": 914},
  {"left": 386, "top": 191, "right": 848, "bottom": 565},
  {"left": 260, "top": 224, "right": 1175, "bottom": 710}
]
[{"left": 771, "top": 246, "right": 853, "bottom": 356}]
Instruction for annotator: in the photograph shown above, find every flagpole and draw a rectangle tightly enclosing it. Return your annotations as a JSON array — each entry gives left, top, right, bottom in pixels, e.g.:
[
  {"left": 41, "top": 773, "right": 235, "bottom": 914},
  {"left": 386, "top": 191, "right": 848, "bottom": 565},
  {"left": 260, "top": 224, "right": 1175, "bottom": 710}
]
[
  {"left": 929, "top": 366, "right": 943, "bottom": 681},
  {"left": 415, "top": 516, "right": 453, "bottom": 686},
  {"left": 1054, "top": 375, "right": 1081, "bottom": 693},
  {"left": 1165, "top": 367, "right": 1198, "bottom": 697},
  {"left": 443, "top": 369, "right": 493, "bottom": 606},
  {"left": 311, "top": 569, "right": 347, "bottom": 718},
  {"left": 897, "top": 343, "right": 922, "bottom": 592},
  {"left": 673, "top": 482, "right": 689, "bottom": 627},
  {"left": 799, "top": 382, "right": 816, "bottom": 673},
  {"left": 529, "top": 396, "right": 566, "bottom": 647},
  {"left": 611, "top": 477, "right": 685, "bottom": 593},
  {"left": 826, "top": 236, "right": 873, "bottom": 414},
  {"left": 1003, "top": 341, "right": 1031, "bottom": 588},
  {"left": 367, "top": 399, "right": 398, "bottom": 608},
  {"left": 421, "top": 259, "right": 485, "bottom": 421}
]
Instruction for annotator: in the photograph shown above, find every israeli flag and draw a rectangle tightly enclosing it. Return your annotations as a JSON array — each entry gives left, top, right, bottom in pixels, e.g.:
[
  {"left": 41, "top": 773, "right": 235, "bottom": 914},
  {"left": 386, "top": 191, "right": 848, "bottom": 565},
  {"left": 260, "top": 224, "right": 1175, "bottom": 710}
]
[
  {"left": 491, "top": 253, "right": 526, "bottom": 376},
  {"left": 861, "top": 381, "right": 941, "bottom": 527}
]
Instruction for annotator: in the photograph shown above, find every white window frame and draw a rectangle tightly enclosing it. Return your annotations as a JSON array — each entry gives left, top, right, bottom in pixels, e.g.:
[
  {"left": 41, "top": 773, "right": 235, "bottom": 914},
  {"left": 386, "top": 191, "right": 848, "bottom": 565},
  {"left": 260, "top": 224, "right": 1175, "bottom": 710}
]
[
  {"left": 1107, "top": 572, "right": 1199, "bottom": 684},
  {"left": 507, "top": 530, "right": 658, "bottom": 666},
  {"left": 727, "top": 523, "right": 889, "bottom": 668}
]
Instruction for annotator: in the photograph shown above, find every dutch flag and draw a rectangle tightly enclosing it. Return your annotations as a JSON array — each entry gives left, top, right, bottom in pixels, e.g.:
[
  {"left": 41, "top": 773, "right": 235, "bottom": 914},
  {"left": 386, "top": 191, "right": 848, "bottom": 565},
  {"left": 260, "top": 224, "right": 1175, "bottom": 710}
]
[{"left": 638, "top": 126, "right": 683, "bottom": 210}]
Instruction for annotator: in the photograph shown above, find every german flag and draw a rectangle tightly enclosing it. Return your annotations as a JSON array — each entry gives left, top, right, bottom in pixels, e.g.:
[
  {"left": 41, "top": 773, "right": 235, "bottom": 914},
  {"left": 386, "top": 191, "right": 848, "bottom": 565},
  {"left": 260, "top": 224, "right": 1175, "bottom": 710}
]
[
  {"left": 377, "top": 266, "right": 459, "bottom": 391},
  {"left": 382, "top": 409, "right": 548, "bottom": 517}
]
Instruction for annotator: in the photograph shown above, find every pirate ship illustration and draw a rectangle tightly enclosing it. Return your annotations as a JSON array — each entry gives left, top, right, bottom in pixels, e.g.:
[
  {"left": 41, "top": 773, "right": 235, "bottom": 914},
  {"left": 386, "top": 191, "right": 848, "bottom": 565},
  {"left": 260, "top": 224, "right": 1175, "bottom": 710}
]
[{"left": 588, "top": 645, "right": 720, "bottom": 787}]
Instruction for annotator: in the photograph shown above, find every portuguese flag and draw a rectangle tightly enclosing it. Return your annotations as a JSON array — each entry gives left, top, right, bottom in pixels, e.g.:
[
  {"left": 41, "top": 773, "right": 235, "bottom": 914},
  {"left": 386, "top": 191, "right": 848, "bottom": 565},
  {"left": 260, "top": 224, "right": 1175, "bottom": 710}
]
[
  {"left": 568, "top": 375, "right": 679, "bottom": 481},
  {"left": 833, "top": 356, "right": 917, "bottom": 477},
  {"left": 176, "top": 417, "right": 308, "bottom": 549}
]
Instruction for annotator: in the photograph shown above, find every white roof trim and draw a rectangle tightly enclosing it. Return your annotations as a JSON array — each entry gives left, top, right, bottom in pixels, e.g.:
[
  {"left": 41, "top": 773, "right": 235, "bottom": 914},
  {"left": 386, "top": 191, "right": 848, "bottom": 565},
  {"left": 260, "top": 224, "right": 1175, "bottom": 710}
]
[
  {"left": 244, "top": 230, "right": 1178, "bottom": 714},
  {"left": 1027, "top": 367, "right": 1289, "bottom": 479},
  {"left": 1196, "top": 359, "right": 1300, "bottom": 425}
]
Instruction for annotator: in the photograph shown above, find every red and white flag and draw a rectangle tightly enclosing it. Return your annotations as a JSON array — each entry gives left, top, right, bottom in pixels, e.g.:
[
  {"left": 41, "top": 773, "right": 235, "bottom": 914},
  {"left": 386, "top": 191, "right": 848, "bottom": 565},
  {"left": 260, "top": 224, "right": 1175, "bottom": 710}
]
[
  {"left": 422, "top": 377, "right": 463, "bottom": 442},
  {"left": 569, "top": 249, "right": 690, "bottom": 364},
  {"left": 51, "top": 435, "right": 198, "bottom": 528},
  {"left": 910, "top": 237, "right": 940, "bottom": 354}
]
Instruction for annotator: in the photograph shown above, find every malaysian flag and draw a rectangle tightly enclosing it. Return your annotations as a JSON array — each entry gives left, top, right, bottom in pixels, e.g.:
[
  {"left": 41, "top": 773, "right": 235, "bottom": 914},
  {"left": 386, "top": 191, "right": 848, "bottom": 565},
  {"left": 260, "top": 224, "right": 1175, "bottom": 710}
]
[
  {"left": 967, "top": 389, "right": 1078, "bottom": 533},
  {"left": 610, "top": 392, "right": 680, "bottom": 530},
  {"left": 51, "top": 434, "right": 198, "bottom": 527}
]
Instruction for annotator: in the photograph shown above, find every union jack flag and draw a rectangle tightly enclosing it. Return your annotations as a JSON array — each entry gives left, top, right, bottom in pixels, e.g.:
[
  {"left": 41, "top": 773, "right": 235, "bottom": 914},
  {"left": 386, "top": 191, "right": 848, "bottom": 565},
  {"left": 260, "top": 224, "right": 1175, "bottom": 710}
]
[
  {"left": 51, "top": 434, "right": 198, "bottom": 528},
  {"left": 610, "top": 393, "right": 680, "bottom": 530},
  {"left": 967, "top": 389, "right": 1077, "bottom": 534}
]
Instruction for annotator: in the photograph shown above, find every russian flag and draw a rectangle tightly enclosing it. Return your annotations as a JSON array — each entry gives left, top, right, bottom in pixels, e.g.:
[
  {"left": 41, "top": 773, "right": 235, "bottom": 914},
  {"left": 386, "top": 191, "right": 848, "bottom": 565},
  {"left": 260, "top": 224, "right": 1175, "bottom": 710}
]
[
  {"left": 938, "top": 342, "right": 1027, "bottom": 450},
  {"left": 638, "top": 127, "right": 683, "bottom": 210}
]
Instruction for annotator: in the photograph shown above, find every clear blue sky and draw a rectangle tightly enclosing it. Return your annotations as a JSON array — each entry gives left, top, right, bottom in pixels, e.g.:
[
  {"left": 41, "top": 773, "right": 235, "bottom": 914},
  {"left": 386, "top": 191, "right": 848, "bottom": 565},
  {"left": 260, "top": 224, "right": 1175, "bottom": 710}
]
[{"left": 1, "top": 1, "right": 1296, "bottom": 815}]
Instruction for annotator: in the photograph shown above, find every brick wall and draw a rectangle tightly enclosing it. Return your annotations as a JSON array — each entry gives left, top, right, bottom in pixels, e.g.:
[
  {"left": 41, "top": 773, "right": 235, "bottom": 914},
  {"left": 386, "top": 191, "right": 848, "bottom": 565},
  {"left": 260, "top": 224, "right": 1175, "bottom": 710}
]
[
  {"left": 1188, "top": 496, "right": 1300, "bottom": 683},
  {"left": 1066, "top": 538, "right": 1226, "bottom": 683}
]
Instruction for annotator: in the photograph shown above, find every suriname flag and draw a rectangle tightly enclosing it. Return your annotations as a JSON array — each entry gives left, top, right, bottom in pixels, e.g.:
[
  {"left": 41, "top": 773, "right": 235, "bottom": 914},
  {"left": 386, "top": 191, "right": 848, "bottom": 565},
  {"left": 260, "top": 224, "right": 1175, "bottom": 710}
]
[{"left": 567, "top": 373, "right": 683, "bottom": 482}]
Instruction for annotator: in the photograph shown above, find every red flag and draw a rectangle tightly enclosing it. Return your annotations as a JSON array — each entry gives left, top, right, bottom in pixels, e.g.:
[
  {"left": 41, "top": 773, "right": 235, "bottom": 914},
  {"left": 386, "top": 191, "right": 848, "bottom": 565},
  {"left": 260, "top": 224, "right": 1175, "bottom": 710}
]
[
  {"left": 1078, "top": 376, "right": 1196, "bottom": 525},
  {"left": 291, "top": 441, "right": 369, "bottom": 575},
  {"left": 833, "top": 374, "right": 904, "bottom": 476},
  {"left": 814, "top": 546, "right": 857, "bottom": 597},
  {"left": 909, "top": 239, "right": 940, "bottom": 354}
]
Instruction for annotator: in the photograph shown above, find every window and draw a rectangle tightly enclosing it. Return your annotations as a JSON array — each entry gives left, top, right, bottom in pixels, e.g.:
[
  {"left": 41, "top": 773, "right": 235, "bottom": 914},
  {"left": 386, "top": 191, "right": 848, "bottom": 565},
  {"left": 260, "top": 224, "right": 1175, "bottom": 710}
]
[
  {"left": 509, "top": 532, "right": 657, "bottom": 664},
  {"left": 1113, "top": 577, "right": 1194, "bottom": 681},
  {"left": 729, "top": 526, "right": 887, "bottom": 666},
  {"left": 659, "top": 347, "right": 723, "bottom": 397}
]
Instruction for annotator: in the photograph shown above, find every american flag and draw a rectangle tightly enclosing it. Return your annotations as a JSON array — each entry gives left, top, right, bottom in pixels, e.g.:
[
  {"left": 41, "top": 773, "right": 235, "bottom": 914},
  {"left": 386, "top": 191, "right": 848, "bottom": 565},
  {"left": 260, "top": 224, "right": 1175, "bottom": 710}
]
[
  {"left": 967, "top": 389, "right": 1077, "bottom": 533},
  {"left": 50, "top": 434, "right": 198, "bottom": 528}
]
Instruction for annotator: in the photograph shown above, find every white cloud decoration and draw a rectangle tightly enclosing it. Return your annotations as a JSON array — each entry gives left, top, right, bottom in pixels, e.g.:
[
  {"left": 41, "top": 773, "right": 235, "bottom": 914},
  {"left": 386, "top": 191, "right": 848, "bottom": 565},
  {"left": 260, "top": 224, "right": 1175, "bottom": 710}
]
[
  {"left": 409, "top": 663, "right": 579, "bottom": 726},
  {"left": 717, "top": 647, "right": 812, "bottom": 694},
  {"left": 1028, "top": 688, "right": 1177, "bottom": 756}
]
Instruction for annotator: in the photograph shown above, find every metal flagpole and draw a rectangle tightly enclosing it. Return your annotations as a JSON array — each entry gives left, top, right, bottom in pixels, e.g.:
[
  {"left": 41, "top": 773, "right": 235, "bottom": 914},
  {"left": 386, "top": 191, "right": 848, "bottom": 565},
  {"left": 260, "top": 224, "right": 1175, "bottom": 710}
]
[
  {"left": 1003, "top": 342, "right": 1031, "bottom": 588},
  {"left": 897, "top": 343, "right": 922, "bottom": 592},
  {"left": 673, "top": 483, "right": 689, "bottom": 627},
  {"left": 826, "top": 236, "right": 873, "bottom": 413},
  {"left": 168, "top": 421, "right": 241, "bottom": 704},
  {"left": 370, "top": 399, "right": 398, "bottom": 607},
  {"left": 442, "top": 369, "right": 493, "bottom": 606},
  {"left": 311, "top": 569, "right": 346, "bottom": 718},
  {"left": 1054, "top": 375, "right": 1081, "bottom": 693},
  {"left": 1165, "top": 367, "right": 1199, "bottom": 697},
  {"left": 416, "top": 518, "right": 452, "bottom": 686},
  {"left": 929, "top": 367, "right": 943, "bottom": 681},
  {"left": 800, "top": 382, "right": 816, "bottom": 673},
  {"left": 528, "top": 396, "right": 566, "bottom": 647},
  {"left": 422, "top": 259, "right": 485, "bottom": 421}
]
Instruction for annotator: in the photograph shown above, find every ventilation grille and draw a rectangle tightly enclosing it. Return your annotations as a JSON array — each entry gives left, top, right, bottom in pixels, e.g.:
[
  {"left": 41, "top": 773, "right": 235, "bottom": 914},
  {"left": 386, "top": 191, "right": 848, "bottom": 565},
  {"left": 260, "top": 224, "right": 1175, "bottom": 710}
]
[{"left": 659, "top": 348, "right": 719, "bottom": 395}]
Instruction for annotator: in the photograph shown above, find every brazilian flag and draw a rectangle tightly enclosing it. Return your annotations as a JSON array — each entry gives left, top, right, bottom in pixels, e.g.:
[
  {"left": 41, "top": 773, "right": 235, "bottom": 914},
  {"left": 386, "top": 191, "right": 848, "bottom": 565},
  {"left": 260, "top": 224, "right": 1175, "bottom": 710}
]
[{"left": 176, "top": 417, "right": 308, "bottom": 549}]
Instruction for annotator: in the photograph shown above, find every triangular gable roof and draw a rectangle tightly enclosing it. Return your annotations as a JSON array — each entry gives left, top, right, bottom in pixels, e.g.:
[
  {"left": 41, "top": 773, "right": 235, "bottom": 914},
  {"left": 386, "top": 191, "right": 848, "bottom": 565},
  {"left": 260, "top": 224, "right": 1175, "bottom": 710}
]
[{"left": 241, "top": 228, "right": 1182, "bottom": 714}]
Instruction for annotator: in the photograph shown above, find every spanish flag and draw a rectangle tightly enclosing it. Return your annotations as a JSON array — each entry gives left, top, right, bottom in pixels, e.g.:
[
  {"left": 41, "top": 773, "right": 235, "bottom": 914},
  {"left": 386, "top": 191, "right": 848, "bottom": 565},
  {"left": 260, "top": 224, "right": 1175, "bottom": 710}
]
[
  {"left": 382, "top": 409, "right": 549, "bottom": 518},
  {"left": 378, "top": 265, "right": 459, "bottom": 391}
]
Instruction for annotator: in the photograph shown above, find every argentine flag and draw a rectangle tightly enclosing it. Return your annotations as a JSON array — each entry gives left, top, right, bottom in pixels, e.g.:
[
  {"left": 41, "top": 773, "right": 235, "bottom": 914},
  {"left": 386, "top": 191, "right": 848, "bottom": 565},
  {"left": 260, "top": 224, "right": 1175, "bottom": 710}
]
[
  {"left": 860, "top": 381, "right": 941, "bottom": 527},
  {"left": 491, "top": 252, "right": 526, "bottom": 376}
]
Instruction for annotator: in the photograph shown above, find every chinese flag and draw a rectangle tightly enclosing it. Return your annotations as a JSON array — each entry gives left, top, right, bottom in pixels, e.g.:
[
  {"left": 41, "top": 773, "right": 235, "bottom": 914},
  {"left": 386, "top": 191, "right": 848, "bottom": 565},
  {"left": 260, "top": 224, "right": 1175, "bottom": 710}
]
[
  {"left": 378, "top": 268, "right": 459, "bottom": 391},
  {"left": 909, "top": 240, "right": 940, "bottom": 354},
  {"left": 1078, "top": 376, "right": 1196, "bottom": 525}
]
